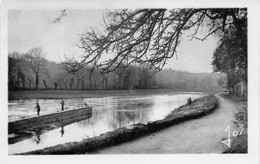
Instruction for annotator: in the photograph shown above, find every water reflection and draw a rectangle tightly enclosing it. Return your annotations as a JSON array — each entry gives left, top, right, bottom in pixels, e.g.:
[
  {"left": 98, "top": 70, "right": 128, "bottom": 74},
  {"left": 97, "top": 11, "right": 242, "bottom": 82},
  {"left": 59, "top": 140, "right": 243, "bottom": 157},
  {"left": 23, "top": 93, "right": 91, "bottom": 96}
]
[
  {"left": 60, "top": 126, "right": 65, "bottom": 137},
  {"left": 111, "top": 99, "right": 152, "bottom": 129},
  {"left": 9, "top": 92, "right": 206, "bottom": 154},
  {"left": 35, "top": 129, "right": 41, "bottom": 145}
]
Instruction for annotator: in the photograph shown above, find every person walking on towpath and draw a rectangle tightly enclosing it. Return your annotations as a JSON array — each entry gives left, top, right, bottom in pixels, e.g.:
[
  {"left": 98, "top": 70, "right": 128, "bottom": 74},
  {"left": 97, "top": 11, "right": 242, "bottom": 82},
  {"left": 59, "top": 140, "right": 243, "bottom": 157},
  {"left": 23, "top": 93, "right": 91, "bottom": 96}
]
[
  {"left": 61, "top": 99, "right": 65, "bottom": 111},
  {"left": 35, "top": 102, "right": 41, "bottom": 115}
]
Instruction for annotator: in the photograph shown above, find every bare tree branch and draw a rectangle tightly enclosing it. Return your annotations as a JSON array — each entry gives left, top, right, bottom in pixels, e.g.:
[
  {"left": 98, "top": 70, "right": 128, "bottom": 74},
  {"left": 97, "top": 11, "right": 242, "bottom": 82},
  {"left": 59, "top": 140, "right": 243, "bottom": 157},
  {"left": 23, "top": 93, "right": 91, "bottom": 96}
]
[
  {"left": 49, "top": 9, "right": 67, "bottom": 24},
  {"left": 62, "top": 8, "right": 247, "bottom": 75}
]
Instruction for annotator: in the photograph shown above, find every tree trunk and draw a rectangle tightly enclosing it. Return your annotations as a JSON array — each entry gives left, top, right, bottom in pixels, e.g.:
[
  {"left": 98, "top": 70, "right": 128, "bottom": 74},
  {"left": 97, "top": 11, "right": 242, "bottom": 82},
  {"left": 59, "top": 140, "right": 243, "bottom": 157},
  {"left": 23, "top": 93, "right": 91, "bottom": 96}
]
[
  {"left": 69, "top": 78, "right": 74, "bottom": 90},
  {"left": 28, "top": 78, "right": 32, "bottom": 89},
  {"left": 240, "top": 80, "right": 244, "bottom": 97},
  {"left": 16, "top": 67, "right": 20, "bottom": 88},
  {"left": 35, "top": 72, "right": 39, "bottom": 90},
  {"left": 81, "top": 76, "right": 84, "bottom": 90},
  {"left": 76, "top": 78, "right": 80, "bottom": 90},
  {"left": 93, "top": 75, "right": 98, "bottom": 89},
  {"left": 105, "top": 78, "right": 108, "bottom": 90},
  {"left": 58, "top": 79, "right": 62, "bottom": 89},
  {"left": 88, "top": 73, "right": 92, "bottom": 90},
  {"left": 234, "top": 85, "right": 237, "bottom": 96}
]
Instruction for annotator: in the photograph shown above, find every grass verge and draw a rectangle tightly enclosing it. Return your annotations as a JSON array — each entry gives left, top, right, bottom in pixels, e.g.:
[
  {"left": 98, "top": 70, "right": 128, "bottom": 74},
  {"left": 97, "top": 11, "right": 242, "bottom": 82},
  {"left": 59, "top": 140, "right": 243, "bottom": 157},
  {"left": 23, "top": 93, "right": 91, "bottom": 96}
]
[{"left": 221, "top": 94, "right": 248, "bottom": 154}]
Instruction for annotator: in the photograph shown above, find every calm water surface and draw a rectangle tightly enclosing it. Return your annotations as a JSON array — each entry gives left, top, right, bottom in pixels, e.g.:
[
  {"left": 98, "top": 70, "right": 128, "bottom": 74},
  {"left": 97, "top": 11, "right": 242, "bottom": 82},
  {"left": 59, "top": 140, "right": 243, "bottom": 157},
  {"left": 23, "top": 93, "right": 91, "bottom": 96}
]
[{"left": 8, "top": 91, "right": 206, "bottom": 154}]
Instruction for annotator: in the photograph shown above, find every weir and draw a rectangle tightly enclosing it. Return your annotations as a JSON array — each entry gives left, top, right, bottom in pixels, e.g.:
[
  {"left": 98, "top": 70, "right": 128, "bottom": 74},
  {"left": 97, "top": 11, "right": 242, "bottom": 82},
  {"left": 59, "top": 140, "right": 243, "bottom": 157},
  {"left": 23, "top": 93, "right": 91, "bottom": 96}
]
[{"left": 9, "top": 106, "right": 92, "bottom": 134}]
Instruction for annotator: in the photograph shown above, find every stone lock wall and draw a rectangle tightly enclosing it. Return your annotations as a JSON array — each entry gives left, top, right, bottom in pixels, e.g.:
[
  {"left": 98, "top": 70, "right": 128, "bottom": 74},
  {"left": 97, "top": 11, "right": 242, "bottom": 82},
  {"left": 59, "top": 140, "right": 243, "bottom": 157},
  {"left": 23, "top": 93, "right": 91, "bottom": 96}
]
[{"left": 9, "top": 106, "right": 92, "bottom": 134}]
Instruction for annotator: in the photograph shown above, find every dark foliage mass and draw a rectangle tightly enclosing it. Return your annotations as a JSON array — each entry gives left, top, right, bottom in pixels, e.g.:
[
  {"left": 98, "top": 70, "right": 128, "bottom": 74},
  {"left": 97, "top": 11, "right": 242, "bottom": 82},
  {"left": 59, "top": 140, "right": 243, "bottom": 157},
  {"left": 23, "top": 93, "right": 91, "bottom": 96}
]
[{"left": 212, "top": 14, "right": 247, "bottom": 93}]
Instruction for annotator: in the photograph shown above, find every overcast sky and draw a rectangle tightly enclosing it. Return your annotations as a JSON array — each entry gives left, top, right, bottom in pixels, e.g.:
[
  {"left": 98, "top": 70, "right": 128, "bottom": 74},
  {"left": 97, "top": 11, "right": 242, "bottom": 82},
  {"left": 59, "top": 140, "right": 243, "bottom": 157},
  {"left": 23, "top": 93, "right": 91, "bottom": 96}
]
[{"left": 8, "top": 9, "right": 219, "bottom": 73}]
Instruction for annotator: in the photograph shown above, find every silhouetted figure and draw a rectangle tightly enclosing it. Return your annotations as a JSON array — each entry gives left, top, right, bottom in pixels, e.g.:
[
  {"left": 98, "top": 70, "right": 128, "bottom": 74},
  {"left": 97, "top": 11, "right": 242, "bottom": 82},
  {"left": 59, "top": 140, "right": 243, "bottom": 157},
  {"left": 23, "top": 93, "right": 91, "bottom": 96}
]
[
  {"left": 61, "top": 99, "right": 65, "bottom": 111},
  {"left": 60, "top": 126, "right": 65, "bottom": 137},
  {"left": 35, "top": 102, "right": 41, "bottom": 115},
  {"left": 187, "top": 97, "right": 192, "bottom": 105}
]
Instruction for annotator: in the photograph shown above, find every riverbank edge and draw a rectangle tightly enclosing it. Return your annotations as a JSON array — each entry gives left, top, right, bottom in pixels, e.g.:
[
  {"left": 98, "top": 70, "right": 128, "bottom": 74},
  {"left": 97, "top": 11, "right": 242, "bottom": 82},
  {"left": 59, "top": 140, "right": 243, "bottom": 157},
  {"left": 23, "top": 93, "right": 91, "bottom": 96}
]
[
  {"left": 9, "top": 89, "right": 218, "bottom": 100},
  {"left": 19, "top": 94, "right": 218, "bottom": 155}
]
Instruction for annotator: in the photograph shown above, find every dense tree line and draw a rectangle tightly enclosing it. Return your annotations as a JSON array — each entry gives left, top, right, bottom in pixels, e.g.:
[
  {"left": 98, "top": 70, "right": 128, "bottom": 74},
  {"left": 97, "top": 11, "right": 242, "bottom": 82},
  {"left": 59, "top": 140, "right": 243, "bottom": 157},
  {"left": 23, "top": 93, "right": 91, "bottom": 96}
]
[
  {"left": 8, "top": 49, "right": 155, "bottom": 90},
  {"left": 212, "top": 9, "right": 247, "bottom": 96},
  {"left": 8, "top": 49, "right": 222, "bottom": 91},
  {"left": 156, "top": 69, "right": 223, "bottom": 91}
]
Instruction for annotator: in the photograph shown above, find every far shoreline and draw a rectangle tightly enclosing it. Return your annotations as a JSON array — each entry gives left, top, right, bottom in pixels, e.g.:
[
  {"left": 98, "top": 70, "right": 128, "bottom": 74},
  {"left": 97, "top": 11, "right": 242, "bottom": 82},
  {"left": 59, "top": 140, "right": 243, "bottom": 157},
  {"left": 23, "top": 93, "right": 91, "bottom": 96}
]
[{"left": 8, "top": 89, "right": 221, "bottom": 100}]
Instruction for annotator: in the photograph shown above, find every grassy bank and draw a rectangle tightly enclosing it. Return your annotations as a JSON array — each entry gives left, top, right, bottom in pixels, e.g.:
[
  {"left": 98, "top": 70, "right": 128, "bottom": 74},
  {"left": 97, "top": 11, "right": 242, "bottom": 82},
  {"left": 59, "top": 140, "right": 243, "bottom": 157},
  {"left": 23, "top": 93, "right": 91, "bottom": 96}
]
[
  {"left": 19, "top": 94, "right": 218, "bottom": 155},
  {"left": 9, "top": 89, "right": 216, "bottom": 100}
]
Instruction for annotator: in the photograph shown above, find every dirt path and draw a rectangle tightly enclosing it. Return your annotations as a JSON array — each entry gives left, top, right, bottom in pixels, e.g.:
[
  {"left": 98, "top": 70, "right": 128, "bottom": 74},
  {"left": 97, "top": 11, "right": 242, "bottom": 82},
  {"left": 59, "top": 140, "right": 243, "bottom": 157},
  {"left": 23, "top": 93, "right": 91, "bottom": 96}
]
[{"left": 93, "top": 93, "right": 241, "bottom": 154}]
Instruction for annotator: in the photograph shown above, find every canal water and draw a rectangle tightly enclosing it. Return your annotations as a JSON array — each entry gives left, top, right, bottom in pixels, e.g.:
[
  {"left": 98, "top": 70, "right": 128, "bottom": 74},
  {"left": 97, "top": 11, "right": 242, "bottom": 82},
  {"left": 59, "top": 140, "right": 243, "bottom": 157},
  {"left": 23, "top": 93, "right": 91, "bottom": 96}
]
[{"left": 8, "top": 92, "right": 206, "bottom": 154}]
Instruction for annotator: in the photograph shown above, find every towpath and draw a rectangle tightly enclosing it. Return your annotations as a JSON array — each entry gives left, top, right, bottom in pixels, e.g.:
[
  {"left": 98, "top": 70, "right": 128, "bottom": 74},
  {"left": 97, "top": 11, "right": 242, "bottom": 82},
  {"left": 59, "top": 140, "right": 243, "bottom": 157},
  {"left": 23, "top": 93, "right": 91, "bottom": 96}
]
[{"left": 93, "top": 93, "right": 242, "bottom": 154}]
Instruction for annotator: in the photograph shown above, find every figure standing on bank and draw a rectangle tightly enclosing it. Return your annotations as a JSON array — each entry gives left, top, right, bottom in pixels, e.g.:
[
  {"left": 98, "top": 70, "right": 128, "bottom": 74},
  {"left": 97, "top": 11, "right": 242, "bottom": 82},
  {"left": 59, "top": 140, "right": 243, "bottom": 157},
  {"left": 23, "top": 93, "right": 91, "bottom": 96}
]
[
  {"left": 35, "top": 101, "right": 41, "bottom": 115},
  {"left": 187, "top": 97, "right": 192, "bottom": 105},
  {"left": 61, "top": 99, "right": 65, "bottom": 111}
]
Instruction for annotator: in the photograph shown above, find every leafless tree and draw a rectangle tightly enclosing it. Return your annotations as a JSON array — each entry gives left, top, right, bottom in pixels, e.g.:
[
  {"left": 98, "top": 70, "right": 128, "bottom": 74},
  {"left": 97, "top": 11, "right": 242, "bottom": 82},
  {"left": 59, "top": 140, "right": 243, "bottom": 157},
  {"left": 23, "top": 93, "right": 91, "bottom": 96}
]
[
  {"left": 101, "top": 74, "right": 108, "bottom": 89},
  {"left": 81, "top": 75, "right": 85, "bottom": 89},
  {"left": 24, "top": 47, "right": 47, "bottom": 90},
  {"left": 28, "top": 77, "right": 33, "bottom": 89},
  {"left": 8, "top": 52, "right": 28, "bottom": 89},
  {"left": 54, "top": 82, "right": 58, "bottom": 90},
  {"left": 75, "top": 78, "right": 80, "bottom": 90},
  {"left": 69, "top": 77, "right": 74, "bottom": 89},
  {"left": 43, "top": 79, "right": 48, "bottom": 89},
  {"left": 61, "top": 79, "right": 67, "bottom": 89},
  {"left": 58, "top": 79, "right": 62, "bottom": 89},
  {"left": 20, "top": 71, "right": 26, "bottom": 89},
  {"left": 62, "top": 8, "right": 246, "bottom": 75}
]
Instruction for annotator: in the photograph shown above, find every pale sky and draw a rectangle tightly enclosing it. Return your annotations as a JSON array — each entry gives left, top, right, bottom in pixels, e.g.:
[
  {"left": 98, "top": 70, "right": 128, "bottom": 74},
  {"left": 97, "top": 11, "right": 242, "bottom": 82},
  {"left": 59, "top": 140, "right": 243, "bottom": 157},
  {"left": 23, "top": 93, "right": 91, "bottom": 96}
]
[{"left": 8, "top": 9, "right": 219, "bottom": 73}]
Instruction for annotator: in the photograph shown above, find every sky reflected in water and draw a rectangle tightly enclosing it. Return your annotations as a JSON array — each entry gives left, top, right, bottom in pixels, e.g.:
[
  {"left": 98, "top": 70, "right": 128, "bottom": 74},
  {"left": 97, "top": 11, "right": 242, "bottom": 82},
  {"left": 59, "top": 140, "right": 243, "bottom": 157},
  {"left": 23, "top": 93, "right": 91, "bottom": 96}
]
[{"left": 8, "top": 92, "right": 206, "bottom": 154}]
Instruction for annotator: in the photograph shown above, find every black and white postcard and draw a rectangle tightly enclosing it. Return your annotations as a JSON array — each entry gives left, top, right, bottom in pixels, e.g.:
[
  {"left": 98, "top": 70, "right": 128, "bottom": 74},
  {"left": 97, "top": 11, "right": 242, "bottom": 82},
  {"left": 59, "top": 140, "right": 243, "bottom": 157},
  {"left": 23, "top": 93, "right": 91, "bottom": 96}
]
[{"left": 1, "top": 0, "right": 259, "bottom": 164}]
